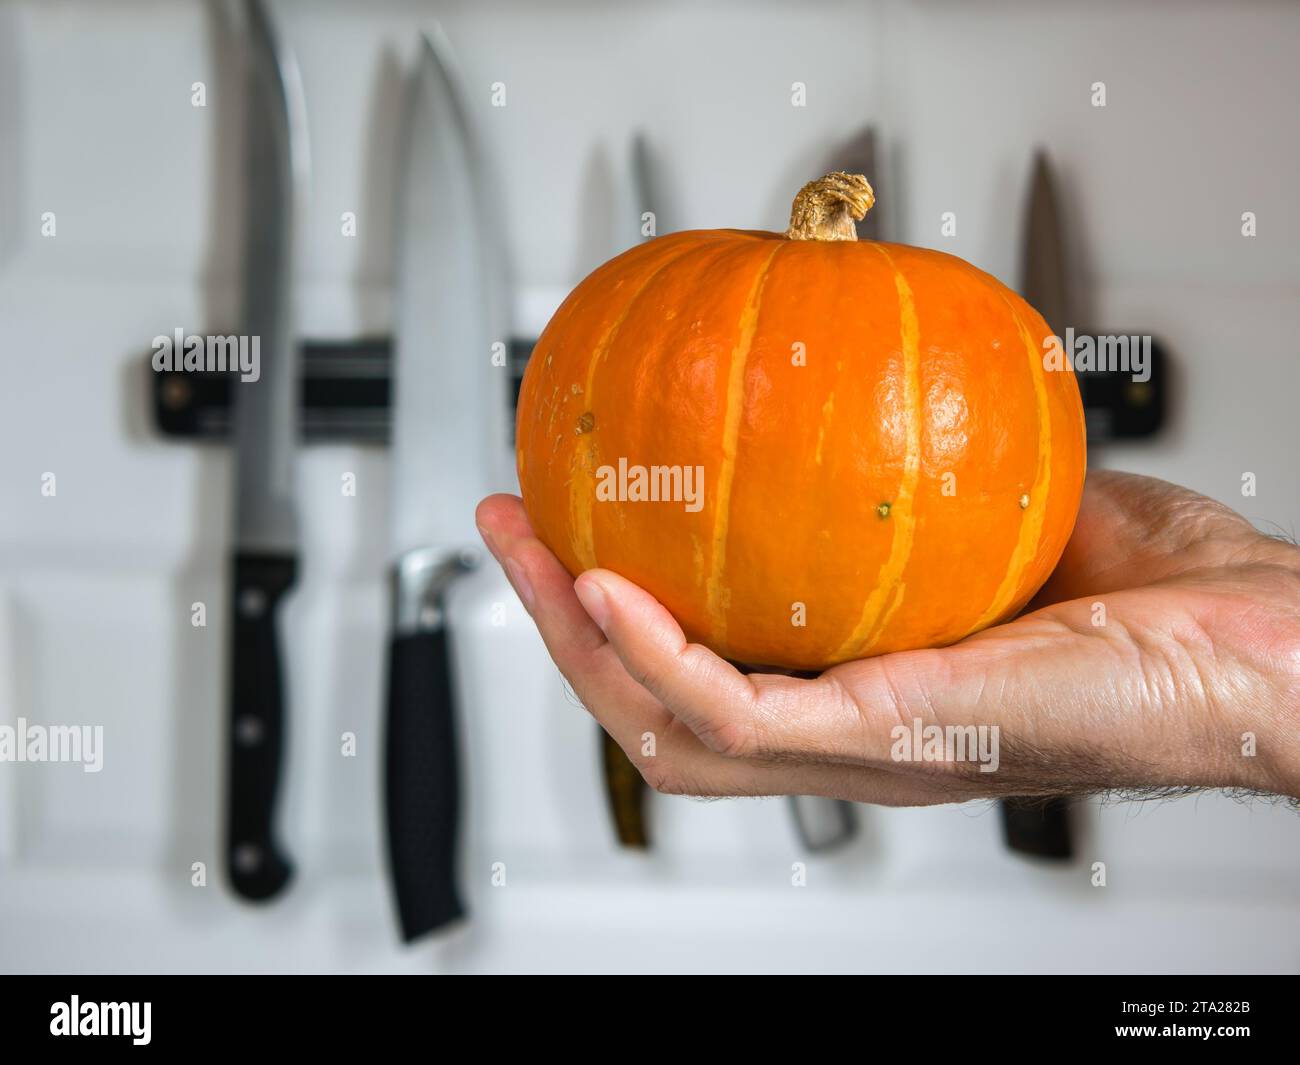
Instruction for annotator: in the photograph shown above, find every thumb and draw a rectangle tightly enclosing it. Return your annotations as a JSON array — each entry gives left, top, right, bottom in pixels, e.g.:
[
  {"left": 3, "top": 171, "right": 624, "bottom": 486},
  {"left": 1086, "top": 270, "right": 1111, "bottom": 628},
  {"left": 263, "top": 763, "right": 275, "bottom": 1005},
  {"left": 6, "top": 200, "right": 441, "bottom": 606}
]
[{"left": 573, "top": 569, "right": 870, "bottom": 762}]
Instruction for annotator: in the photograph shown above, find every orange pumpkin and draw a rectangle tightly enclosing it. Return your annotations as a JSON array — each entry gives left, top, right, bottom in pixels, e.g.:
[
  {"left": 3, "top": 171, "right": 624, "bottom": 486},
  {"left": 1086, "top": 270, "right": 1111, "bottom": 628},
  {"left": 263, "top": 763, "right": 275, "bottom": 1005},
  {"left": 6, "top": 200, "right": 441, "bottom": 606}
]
[{"left": 515, "top": 173, "right": 1086, "bottom": 671}]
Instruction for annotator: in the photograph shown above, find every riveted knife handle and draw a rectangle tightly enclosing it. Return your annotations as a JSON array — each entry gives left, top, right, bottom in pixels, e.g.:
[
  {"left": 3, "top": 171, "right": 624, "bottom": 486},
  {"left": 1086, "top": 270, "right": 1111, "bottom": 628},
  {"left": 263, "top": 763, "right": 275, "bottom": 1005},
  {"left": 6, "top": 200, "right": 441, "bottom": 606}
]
[
  {"left": 601, "top": 727, "right": 648, "bottom": 849},
  {"left": 226, "top": 552, "right": 296, "bottom": 901},
  {"left": 1000, "top": 796, "right": 1073, "bottom": 860},
  {"left": 384, "top": 628, "right": 465, "bottom": 940}
]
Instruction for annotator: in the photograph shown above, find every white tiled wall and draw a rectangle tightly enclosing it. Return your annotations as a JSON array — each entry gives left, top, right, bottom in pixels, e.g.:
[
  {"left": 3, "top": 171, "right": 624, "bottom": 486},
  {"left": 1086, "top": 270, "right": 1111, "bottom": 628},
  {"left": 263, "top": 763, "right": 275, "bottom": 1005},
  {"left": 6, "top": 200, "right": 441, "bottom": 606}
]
[{"left": 0, "top": 0, "right": 1297, "bottom": 973}]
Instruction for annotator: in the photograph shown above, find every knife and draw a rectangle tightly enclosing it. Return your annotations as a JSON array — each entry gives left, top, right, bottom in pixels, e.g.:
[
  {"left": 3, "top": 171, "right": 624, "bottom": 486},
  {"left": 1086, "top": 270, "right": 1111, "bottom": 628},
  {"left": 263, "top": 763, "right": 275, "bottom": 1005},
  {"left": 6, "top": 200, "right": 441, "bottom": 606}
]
[
  {"left": 1000, "top": 150, "right": 1074, "bottom": 862},
  {"left": 225, "top": 0, "right": 309, "bottom": 903},
  {"left": 841, "top": 127, "right": 883, "bottom": 242},
  {"left": 769, "top": 668, "right": 856, "bottom": 853},
  {"left": 775, "top": 129, "right": 888, "bottom": 854},
  {"left": 595, "top": 133, "right": 657, "bottom": 850},
  {"left": 383, "top": 27, "right": 508, "bottom": 940}
]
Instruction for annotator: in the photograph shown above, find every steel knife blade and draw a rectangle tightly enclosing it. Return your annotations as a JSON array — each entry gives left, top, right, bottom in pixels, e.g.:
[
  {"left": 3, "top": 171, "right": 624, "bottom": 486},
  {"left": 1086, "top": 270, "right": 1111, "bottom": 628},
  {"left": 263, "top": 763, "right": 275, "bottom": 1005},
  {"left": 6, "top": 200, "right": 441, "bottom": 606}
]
[
  {"left": 841, "top": 126, "right": 881, "bottom": 242},
  {"left": 1001, "top": 150, "right": 1074, "bottom": 862},
  {"left": 225, "top": 0, "right": 309, "bottom": 903},
  {"left": 390, "top": 32, "right": 508, "bottom": 562},
  {"left": 1021, "top": 150, "right": 1071, "bottom": 338},
  {"left": 383, "top": 26, "right": 508, "bottom": 941}
]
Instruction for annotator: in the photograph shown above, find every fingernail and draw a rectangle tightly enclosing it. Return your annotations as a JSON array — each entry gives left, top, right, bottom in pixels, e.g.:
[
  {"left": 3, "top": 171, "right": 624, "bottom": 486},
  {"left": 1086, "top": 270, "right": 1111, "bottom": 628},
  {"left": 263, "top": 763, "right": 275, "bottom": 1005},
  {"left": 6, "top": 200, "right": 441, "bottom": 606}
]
[
  {"left": 503, "top": 557, "right": 535, "bottom": 613},
  {"left": 575, "top": 576, "right": 610, "bottom": 630},
  {"left": 477, "top": 523, "right": 500, "bottom": 561}
]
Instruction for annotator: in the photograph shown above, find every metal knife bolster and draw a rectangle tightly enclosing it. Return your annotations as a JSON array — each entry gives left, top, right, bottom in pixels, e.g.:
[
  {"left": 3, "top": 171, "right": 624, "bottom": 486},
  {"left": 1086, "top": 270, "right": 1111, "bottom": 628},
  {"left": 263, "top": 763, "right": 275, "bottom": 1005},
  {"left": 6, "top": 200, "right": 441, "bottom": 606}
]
[
  {"left": 790, "top": 793, "right": 856, "bottom": 853},
  {"left": 391, "top": 546, "right": 480, "bottom": 635}
]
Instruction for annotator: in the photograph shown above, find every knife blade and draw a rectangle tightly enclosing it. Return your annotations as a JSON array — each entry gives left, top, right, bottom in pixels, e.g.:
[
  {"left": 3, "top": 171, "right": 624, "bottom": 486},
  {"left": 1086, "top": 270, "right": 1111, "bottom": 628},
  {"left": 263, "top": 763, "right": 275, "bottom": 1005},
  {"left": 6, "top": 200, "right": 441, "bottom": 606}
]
[
  {"left": 595, "top": 132, "right": 657, "bottom": 850},
  {"left": 1001, "top": 150, "right": 1074, "bottom": 862},
  {"left": 842, "top": 127, "right": 882, "bottom": 242},
  {"left": 383, "top": 27, "right": 507, "bottom": 941},
  {"left": 1021, "top": 151, "right": 1071, "bottom": 337},
  {"left": 225, "top": 0, "right": 309, "bottom": 903}
]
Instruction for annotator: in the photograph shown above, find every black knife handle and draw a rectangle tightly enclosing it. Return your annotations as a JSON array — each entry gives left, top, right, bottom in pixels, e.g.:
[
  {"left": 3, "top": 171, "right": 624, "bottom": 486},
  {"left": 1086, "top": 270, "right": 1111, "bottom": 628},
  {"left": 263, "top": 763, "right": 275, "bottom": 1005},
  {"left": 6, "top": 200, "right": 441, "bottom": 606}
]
[
  {"left": 384, "top": 628, "right": 465, "bottom": 940},
  {"left": 601, "top": 727, "right": 648, "bottom": 848},
  {"left": 1000, "top": 796, "right": 1073, "bottom": 860},
  {"left": 226, "top": 552, "right": 296, "bottom": 901}
]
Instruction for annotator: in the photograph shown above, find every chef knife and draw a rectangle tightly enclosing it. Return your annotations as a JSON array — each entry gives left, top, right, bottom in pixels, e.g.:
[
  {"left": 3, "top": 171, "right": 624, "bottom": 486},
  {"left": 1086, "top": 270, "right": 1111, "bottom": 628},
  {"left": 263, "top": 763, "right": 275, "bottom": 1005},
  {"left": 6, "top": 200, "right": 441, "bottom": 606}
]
[
  {"left": 225, "top": 0, "right": 309, "bottom": 902},
  {"left": 1000, "top": 150, "right": 1074, "bottom": 861},
  {"left": 383, "top": 28, "right": 508, "bottom": 940}
]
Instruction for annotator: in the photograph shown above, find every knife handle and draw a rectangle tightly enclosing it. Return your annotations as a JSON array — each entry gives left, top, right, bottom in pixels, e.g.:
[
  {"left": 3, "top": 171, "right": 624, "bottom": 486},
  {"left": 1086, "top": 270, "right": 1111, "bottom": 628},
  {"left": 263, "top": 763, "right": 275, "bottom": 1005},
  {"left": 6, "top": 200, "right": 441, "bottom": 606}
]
[
  {"left": 1000, "top": 796, "right": 1073, "bottom": 860},
  {"left": 226, "top": 552, "right": 296, "bottom": 901},
  {"left": 384, "top": 628, "right": 465, "bottom": 940},
  {"left": 601, "top": 727, "right": 648, "bottom": 848}
]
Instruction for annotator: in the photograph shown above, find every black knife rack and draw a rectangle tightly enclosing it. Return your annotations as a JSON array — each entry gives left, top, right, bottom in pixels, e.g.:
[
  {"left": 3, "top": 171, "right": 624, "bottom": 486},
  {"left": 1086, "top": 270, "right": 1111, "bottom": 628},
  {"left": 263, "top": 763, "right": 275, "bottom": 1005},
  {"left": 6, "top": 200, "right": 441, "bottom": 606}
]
[
  {"left": 149, "top": 334, "right": 1165, "bottom": 446},
  {"left": 150, "top": 336, "right": 535, "bottom": 444}
]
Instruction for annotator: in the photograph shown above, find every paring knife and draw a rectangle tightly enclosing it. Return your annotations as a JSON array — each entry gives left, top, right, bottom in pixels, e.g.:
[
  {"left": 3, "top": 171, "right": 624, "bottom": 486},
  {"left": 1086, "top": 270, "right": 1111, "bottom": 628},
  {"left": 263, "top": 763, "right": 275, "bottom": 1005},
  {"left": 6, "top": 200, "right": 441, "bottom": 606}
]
[
  {"left": 597, "top": 133, "right": 656, "bottom": 850},
  {"left": 383, "top": 28, "right": 509, "bottom": 941},
  {"left": 1000, "top": 150, "right": 1074, "bottom": 862},
  {"left": 225, "top": 0, "right": 309, "bottom": 903}
]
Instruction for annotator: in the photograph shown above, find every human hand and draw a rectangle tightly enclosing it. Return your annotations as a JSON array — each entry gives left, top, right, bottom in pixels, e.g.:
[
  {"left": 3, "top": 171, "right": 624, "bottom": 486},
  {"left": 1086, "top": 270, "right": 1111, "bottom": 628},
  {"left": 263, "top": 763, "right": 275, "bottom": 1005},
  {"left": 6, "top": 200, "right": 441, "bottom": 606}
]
[{"left": 476, "top": 471, "right": 1300, "bottom": 805}]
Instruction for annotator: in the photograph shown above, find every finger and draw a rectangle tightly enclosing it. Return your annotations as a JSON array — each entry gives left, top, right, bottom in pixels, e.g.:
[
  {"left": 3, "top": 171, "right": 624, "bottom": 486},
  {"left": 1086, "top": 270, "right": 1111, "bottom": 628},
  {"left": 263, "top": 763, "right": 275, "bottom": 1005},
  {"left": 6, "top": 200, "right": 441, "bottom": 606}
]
[
  {"left": 573, "top": 568, "right": 868, "bottom": 763},
  {"left": 476, "top": 494, "right": 601, "bottom": 655},
  {"left": 571, "top": 559, "right": 1151, "bottom": 795},
  {"left": 830, "top": 590, "right": 1221, "bottom": 795},
  {"left": 475, "top": 495, "right": 671, "bottom": 746},
  {"left": 474, "top": 492, "right": 538, "bottom": 546},
  {"left": 630, "top": 737, "right": 972, "bottom": 807},
  {"left": 479, "top": 503, "right": 1010, "bottom": 804}
]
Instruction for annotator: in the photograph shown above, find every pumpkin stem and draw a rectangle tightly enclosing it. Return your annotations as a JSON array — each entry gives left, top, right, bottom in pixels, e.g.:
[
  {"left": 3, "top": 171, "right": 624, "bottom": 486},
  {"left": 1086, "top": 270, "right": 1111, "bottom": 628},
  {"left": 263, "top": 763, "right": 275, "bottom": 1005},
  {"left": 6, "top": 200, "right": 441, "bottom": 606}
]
[{"left": 785, "top": 172, "right": 875, "bottom": 242}]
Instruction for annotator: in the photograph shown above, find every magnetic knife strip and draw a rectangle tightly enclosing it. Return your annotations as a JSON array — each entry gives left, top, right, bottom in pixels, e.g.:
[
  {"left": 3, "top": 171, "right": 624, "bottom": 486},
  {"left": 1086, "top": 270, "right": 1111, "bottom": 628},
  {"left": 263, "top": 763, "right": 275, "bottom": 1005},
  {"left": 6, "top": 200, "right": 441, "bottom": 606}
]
[
  {"left": 150, "top": 336, "right": 535, "bottom": 444},
  {"left": 149, "top": 335, "right": 1167, "bottom": 445}
]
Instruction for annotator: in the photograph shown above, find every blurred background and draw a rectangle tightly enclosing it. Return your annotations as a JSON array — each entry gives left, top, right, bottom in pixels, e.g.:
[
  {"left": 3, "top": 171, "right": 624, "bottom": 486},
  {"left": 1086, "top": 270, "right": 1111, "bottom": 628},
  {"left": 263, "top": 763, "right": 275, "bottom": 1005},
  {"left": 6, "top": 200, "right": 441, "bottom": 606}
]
[{"left": 0, "top": 0, "right": 1298, "bottom": 974}]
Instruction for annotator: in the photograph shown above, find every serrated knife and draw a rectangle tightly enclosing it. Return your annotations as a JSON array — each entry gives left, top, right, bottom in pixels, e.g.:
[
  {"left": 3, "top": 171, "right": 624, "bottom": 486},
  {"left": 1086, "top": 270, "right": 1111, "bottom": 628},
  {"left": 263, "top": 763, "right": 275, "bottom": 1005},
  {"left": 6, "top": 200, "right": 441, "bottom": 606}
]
[
  {"left": 1000, "top": 150, "right": 1074, "bottom": 862},
  {"left": 383, "top": 28, "right": 508, "bottom": 941},
  {"left": 225, "top": 0, "right": 309, "bottom": 903}
]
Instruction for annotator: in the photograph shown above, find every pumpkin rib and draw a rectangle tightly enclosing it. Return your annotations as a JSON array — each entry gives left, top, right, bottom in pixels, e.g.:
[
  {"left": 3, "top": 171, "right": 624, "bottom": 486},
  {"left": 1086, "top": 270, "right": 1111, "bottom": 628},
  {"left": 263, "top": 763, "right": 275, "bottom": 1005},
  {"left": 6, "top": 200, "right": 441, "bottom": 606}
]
[
  {"left": 520, "top": 231, "right": 722, "bottom": 569},
  {"left": 1022, "top": 309, "right": 1086, "bottom": 609},
  {"left": 830, "top": 245, "right": 923, "bottom": 662},
  {"left": 587, "top": 237, "right": 759, "bottom": 602},
  {"left": 706, "top": 241, "right": 786, "bottom": 644},
  {"left": 969, "top": 298, "right": 1054, "bottom": 632},
  {"left": 565, "top": 239, "right": 713, "bottom": 570}
]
